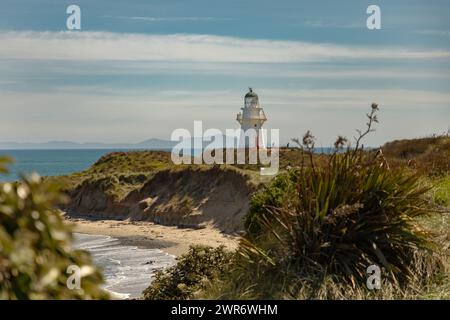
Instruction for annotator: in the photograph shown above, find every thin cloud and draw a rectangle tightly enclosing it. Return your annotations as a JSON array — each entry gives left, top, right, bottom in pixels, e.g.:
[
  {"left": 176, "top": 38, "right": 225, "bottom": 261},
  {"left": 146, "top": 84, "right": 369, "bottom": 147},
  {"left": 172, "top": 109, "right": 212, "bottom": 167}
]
[
  {"left": 2, "top": 87, "right": 448, "bottom": 110},
  {"left": 1, "top": 31, "right": 449, "bottom": 63},
  {"left": 102, "top": 15, "right": 236, "bottom": 22},
  {"left": 303, "top": 20, "right": 361, "bottom": 29},
  {"left": 3, "top": 59, "right": 449, "bottom": 81},
  {"left": 417, "top": 29, "right": 450, "bottom": 37}
]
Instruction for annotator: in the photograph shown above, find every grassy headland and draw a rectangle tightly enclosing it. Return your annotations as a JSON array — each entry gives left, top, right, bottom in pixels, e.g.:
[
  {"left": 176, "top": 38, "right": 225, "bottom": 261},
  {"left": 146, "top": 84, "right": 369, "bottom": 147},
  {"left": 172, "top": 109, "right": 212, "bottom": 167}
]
[
  {"left": 49, "top": 147, "right": 328, "bottom": 234},
  {"left": 52, "top": 151, "right": 263, "bottom": 233}
]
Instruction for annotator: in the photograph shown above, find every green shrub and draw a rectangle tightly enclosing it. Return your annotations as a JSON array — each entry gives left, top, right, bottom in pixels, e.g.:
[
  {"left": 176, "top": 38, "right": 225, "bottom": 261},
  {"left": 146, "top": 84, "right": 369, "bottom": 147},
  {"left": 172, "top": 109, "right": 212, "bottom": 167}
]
[
  {"left": 142, "top": 245, "right": 232, "bottom": 300},
  {"left": 244, "top": 171, "right": 298, "bottom": 236},
  {"left": 0, "top": 158, "right": 107, "bottom": 299}
]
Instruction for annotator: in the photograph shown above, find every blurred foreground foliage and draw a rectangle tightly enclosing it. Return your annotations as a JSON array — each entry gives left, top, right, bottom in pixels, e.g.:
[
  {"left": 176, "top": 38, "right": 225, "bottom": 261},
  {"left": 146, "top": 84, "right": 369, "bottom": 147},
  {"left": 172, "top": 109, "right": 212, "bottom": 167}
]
[{"left": 0, "top": 157, "right": 107, "bottom": 299}]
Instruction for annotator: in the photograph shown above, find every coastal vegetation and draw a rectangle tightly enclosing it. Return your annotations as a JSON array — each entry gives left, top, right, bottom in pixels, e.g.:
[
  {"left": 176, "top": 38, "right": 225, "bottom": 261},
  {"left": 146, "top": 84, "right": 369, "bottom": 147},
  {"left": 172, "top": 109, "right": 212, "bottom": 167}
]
[
  {"left": 142, "top": 105, "right": 450, "bottom": 300},
  {"left": 202, "top": 148, "right": 446, "bottom": 299}
]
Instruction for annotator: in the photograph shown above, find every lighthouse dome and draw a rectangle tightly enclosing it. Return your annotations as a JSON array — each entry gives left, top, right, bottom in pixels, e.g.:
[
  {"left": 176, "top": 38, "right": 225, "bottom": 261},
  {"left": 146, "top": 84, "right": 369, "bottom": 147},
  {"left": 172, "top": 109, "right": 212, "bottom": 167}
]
[
  {"left": 245, "top": 88, "right": 258, "bottom": 99},
  {"left": 244, "top": 88, "right": 259, "bottom": 108}
]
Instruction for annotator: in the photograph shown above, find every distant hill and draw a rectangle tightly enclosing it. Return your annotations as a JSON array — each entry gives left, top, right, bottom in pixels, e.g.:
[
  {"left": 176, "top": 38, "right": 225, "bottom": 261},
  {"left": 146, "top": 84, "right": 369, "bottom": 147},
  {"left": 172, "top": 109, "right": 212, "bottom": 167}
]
[
  {"left": 0, "top": 135, "right": 242, "bottom": 150},
  {"left": 0, "top": 138, "right": 177, "bottom": 150}
]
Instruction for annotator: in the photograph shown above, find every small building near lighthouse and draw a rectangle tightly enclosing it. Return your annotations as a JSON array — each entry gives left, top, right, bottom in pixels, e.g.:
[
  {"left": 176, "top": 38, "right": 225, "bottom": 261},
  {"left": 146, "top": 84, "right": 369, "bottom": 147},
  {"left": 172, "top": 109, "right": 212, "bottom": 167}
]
[{"left": 236, "top": 88, "right": 267, "bottom": 148}]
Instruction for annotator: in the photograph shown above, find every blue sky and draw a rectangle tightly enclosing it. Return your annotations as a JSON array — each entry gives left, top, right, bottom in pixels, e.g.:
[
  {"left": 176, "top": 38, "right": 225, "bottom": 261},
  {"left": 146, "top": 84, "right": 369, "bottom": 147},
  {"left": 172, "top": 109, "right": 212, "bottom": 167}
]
[{"left": 0, "top": 0, "right": 449, "bottom": 146}]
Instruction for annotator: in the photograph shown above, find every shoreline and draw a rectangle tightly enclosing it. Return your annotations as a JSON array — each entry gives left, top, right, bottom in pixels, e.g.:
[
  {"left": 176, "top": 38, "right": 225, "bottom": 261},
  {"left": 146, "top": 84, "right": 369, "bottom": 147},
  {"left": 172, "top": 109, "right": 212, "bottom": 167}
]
[{"left": 66, "top": 217, "right": 240, "bottom": 256}]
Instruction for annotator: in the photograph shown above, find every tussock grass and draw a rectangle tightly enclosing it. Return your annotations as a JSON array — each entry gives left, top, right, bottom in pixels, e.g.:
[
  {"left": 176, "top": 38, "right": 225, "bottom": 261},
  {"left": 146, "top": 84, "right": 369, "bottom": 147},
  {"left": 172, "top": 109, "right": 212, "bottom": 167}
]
[{"left": 207, "top": 154, "right": 446, "bottom": 299}]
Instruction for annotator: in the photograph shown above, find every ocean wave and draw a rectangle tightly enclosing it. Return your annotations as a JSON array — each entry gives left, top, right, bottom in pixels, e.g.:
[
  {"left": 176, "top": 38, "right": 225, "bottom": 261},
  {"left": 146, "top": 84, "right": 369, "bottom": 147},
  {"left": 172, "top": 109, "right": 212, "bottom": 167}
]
[{"left": 74, "top": 233, "right": 175, "bottom": 299}]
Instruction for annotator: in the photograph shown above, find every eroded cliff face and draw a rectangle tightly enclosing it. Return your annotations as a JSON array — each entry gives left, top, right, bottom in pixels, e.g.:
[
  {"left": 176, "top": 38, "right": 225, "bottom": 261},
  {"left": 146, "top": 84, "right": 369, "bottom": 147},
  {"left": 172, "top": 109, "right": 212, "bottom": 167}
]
[{"left": 65, "top": 166, "right": 256, "bottom": 234}]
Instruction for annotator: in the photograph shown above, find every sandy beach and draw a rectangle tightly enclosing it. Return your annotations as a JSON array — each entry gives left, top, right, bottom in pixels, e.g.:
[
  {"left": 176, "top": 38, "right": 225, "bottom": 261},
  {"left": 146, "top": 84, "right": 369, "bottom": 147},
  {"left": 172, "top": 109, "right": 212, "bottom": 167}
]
[{"left": 66, "top": 217, "right": 240, "bottom": 256}]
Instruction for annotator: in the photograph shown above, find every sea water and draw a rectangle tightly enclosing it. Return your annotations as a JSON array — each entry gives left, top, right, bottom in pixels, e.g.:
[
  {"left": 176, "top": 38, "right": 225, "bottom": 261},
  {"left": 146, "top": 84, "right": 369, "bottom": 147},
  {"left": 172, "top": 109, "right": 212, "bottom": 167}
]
[
  {"left": 73, "top": 233, "right": 176, "bottom": 299},
  {"left": 0, "top": 149, "right": 123, "bottom": 181}
]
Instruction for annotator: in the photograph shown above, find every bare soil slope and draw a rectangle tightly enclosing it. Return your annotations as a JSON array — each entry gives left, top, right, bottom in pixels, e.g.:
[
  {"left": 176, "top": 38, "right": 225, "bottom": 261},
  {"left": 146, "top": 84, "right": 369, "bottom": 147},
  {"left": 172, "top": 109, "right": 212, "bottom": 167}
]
[{"left": 65, "top": 166, "right": 256, "bottom": 234}]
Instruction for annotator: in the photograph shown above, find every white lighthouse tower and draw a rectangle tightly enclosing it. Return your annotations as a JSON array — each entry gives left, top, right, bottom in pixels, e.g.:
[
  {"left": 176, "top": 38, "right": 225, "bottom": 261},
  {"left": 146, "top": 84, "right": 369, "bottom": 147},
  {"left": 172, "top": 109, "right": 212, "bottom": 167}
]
[{"left": 236, "top": 88, "right": 267, "bottom": 148}]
